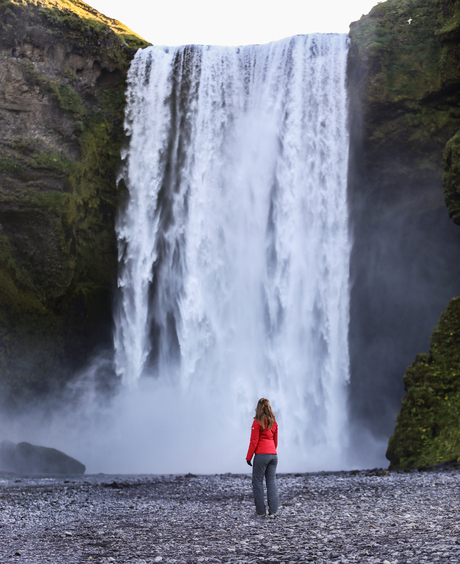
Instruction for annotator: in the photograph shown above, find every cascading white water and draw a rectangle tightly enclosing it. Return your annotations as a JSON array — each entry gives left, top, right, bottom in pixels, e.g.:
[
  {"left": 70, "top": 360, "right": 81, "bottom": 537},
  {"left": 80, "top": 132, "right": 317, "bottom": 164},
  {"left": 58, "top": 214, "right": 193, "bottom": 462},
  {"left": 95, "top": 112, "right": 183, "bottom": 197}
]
[{"left": 115, "top": 34, "right": 351, "bottom": 472}]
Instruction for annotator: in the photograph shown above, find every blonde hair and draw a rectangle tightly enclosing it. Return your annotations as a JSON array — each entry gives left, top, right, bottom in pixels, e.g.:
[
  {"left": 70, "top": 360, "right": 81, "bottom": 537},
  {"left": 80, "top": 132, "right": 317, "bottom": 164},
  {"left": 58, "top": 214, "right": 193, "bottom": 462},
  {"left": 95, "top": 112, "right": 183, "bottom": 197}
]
[{"left": 254, "top": 398, "right": 275, "bottom": 430}]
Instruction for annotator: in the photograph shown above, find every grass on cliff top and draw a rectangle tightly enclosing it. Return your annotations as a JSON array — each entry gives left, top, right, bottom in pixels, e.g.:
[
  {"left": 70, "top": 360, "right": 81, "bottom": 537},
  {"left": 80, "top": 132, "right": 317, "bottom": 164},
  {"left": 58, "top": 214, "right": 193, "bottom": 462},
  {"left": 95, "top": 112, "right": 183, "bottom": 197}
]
[
  {"left": 4, "top": 0, "right": 148, "bottom": 48},
  {"left": 387, "top": 297, "right": 460, "bottom": 469}
]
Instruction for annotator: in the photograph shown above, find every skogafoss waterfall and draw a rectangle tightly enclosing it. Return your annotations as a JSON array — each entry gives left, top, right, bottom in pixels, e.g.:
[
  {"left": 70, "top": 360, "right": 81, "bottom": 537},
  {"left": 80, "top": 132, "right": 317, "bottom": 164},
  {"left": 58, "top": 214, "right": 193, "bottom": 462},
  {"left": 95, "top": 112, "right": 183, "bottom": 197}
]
[{"left": 115, "top": 34, "right": 351, "bottom": 472}]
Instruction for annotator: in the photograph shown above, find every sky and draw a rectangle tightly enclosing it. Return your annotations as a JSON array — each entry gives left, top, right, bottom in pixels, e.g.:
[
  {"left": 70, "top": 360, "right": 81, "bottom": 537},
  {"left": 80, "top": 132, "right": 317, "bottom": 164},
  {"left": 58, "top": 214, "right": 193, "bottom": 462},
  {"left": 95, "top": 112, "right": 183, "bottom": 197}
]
[{"left": 87, "top": 0, "right": 382, "bottom": 46}]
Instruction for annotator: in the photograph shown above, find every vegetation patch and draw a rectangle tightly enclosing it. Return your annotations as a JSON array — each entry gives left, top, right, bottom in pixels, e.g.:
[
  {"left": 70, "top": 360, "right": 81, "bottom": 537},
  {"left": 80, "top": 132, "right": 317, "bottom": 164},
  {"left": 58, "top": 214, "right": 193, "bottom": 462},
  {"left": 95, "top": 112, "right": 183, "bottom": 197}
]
[
  {"left": 0, "top": 157, "right": 24, "bottom": 174},
  {"left": 443, "top": 130, "right": 460, "bottom": 226},
  {"left": 30, "top": 150, "right": 75, "bottom": 176},
  {"left": 387, "top": 298, "right": 460, "bottom": 468},
  {"left": 49, "top": 81, "right": 86, "bottom": 118},
  {"left": 349, "top": 0, "right": 447, "bottom": 102}
]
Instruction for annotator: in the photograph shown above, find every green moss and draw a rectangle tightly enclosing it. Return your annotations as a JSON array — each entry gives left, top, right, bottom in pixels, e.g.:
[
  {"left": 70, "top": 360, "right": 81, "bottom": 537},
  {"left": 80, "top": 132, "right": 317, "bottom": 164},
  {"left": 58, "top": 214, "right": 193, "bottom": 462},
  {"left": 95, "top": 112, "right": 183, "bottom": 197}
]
[
  {"left": 442, "top": 131, "right": 460, "bottom": 226},
  {"left": 30, "top": 150, "right": 75, "bottom": 176},
  {"left": 49, "top": 81, "right": 86, "bottom": 119},
  {"left": 64, "top": 67, "right": 77, "bottom": 85},
  {"left": 11, "top": 138, "right": 39, "bottom": 155},
  {"left": 118, "top": 33, "right": 150, "bottom": 51},
  {"left": 350, "top": 0, "right": 447, "bottom": 103},
  {"left": 0, "top": 156, "right": 24, "bottom": 174},
  {"left": 22, "top": 189, "right": 66, "bottom": 212},
  {"left": 0, "top": 234, "right": 45, "bottom": 308},
  {"left": 62, "top": 113, "right": 122, "bottom": 286},
  {"left": 437, "top": 1, "right": 460, "bottom": 39},
  {"left": 96, "top": 87, "right": 126, "bottom": 117},
  {"left": 41, "top": 6, "right": 111, "bottom": 38},
  {"left": 387, "top": 298, "right": 460, "bottom": 468}
]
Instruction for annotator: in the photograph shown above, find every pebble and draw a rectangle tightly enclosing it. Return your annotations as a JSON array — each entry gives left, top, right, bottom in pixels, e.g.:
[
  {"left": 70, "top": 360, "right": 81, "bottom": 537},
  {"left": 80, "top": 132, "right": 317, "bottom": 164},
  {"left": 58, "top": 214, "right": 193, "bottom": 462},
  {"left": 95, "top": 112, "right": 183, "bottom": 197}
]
[{"left": 0, "top": 469, "right": 459, "bottom": 563}]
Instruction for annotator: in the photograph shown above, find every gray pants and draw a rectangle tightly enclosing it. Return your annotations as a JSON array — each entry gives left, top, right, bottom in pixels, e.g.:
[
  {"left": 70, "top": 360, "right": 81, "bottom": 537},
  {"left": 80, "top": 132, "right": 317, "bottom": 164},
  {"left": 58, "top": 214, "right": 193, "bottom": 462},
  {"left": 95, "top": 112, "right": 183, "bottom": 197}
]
[{"left": 252, "top": 454, "right": 279, "bottom": 515}]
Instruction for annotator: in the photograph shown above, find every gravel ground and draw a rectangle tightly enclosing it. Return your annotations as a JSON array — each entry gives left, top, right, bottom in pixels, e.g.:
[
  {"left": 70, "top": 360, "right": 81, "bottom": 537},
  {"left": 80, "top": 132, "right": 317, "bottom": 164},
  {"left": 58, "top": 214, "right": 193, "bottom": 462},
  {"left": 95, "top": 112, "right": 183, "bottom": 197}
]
[{"left": 1, "top": 468, "right": 459, "bottom": 563}]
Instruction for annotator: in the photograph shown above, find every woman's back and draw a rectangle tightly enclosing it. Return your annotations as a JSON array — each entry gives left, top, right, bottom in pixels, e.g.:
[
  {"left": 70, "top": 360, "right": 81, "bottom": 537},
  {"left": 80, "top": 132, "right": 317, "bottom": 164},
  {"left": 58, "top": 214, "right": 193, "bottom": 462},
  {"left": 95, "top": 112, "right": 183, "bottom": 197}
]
[{"left": 247, "top": 418, "right": 278, "bottom": 458}]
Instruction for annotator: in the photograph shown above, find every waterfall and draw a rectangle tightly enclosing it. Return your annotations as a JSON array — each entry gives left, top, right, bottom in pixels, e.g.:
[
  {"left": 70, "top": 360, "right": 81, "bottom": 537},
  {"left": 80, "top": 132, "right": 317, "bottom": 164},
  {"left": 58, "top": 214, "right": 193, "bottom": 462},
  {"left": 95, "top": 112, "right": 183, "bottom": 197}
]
[{"left": 115, "top": 34, "right": 351, "bottom": 472}]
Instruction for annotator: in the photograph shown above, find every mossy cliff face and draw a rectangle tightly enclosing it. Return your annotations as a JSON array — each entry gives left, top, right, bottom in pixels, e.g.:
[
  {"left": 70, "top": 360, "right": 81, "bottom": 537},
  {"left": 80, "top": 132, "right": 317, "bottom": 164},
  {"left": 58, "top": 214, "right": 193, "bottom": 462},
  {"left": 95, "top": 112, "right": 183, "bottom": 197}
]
[
  {"left": 443, "top": 130, "right": 460, "bottom": 225},
  {"left": 349, "top": 0, "right": 460, "bottom": 209},
  {"left": 386, "top": 298, "right": 460, "bottom": 468},
  {"left": 381, "top": 2, "right": 460, "bottom": 468},
  {"left": 348, "top": 0, "right": 460, "bottom": 451},
  {"left": 0, "top": 0, "right": 149, "bottom": 406}
]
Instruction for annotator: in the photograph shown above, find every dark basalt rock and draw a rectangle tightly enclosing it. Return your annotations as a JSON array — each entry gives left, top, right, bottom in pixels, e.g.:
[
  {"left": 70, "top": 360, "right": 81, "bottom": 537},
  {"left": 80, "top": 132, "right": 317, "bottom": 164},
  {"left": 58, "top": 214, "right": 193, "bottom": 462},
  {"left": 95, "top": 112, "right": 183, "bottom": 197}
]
[{"left": 0, "top": 439, "right": 85, "bottom": 474}]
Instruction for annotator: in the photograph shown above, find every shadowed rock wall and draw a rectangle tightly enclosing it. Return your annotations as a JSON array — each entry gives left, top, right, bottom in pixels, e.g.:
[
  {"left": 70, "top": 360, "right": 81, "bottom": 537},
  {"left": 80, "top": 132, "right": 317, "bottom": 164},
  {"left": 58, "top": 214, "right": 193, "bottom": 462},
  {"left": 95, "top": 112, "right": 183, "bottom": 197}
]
[{"left": 348, "top": 0, "right": 460, "bottom": 459}]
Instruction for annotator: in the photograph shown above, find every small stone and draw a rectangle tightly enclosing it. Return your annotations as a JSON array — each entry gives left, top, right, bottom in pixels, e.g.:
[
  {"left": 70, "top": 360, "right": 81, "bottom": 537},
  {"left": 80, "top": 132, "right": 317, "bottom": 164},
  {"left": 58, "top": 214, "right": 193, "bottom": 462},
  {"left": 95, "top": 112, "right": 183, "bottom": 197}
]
[
  {"left": 108, "top": 558, "right": 115, "bottom": 563},
  {"left": 383, "top": 561, "right": 391, "bottom": 564},
  {"left": 64, "top": 531, "right": 72, "bottom": 537},
  {"left": 154, "top": 558, "right": 163, "bottom": 563}
]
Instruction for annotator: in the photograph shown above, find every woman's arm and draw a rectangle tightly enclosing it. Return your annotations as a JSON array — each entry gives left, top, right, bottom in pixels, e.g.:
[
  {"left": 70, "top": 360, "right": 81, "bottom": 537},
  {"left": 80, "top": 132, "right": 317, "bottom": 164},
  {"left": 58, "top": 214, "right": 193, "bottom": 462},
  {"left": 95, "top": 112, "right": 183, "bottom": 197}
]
[{"left": 246, "top": 420, "right": 261, "bottom": 461}]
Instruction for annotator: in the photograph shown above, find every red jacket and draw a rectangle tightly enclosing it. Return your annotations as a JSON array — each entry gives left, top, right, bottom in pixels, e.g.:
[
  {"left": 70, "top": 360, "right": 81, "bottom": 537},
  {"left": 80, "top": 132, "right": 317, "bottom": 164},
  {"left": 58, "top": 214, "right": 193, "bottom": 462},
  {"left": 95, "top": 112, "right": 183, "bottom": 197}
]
[{"left": 246, "top": 419, "right": 278, "bottom": 460}]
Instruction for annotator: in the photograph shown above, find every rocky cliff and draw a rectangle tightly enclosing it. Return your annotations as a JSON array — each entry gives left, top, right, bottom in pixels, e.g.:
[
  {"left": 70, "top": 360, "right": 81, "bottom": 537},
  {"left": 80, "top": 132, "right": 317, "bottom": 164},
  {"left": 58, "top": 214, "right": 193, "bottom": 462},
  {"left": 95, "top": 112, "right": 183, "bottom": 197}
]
[
  {"left": 0, "top": 0, "right": 148, "bottom": 407},
  {"left": 348, "top": 0, "right": 460, "bottom": 466}
]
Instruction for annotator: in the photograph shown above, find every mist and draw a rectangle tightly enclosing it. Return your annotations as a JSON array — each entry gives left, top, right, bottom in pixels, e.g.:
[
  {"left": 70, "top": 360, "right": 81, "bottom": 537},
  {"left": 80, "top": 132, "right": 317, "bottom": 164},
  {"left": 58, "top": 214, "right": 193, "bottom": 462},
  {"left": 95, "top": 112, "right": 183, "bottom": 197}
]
[{"left": 0, "top": 352, "right": 390, "bottom": 474}]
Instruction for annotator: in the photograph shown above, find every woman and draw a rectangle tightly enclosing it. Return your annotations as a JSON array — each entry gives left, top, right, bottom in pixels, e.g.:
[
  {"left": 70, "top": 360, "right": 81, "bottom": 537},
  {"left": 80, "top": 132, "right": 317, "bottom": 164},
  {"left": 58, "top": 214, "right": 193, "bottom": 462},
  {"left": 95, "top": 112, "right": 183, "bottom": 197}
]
[{"left": 246, "top": 398, "right": 279, "bottom": 517}]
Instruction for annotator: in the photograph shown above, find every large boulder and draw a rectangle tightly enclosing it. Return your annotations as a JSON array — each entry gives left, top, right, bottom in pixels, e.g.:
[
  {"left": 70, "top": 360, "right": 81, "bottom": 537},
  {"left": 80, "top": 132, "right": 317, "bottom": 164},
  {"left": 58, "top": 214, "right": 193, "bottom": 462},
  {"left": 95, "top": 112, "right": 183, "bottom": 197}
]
[{"left": 0, "top": 440, "right": 85, "bottom": 474}]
